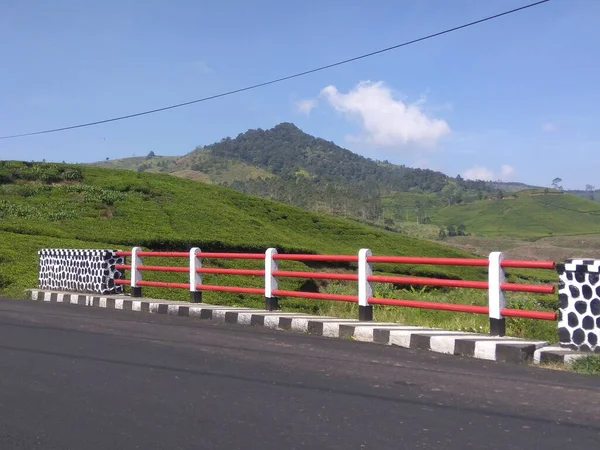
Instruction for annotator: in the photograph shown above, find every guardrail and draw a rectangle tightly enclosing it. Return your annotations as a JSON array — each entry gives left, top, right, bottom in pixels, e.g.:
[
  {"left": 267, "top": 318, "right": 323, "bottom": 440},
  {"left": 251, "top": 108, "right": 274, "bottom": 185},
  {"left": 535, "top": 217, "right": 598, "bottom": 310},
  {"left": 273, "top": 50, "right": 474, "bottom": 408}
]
[{"left": 113, "top": 247, "right": 556, "bottom": 337}]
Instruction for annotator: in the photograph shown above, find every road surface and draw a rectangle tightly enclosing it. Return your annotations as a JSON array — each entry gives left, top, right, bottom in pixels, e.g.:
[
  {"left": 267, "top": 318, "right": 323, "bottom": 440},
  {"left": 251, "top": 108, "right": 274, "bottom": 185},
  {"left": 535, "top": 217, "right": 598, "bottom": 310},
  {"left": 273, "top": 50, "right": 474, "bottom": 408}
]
[{"left": 0, "top": 298, "right": 598, "bottom": 449}]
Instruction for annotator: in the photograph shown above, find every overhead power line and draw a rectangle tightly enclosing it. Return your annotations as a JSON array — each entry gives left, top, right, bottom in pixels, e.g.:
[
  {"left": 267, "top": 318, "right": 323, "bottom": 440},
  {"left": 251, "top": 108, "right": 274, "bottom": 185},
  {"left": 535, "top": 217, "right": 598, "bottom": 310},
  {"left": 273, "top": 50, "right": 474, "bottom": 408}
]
[{"left": 0, "top": 0, "right": 549, "bottom": 140}]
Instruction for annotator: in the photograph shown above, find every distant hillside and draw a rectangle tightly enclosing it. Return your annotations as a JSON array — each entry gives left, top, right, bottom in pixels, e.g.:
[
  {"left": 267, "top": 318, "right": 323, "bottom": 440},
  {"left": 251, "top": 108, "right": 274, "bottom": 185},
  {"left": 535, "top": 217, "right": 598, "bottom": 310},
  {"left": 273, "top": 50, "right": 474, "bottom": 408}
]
[
  {"left": 488, "top": 181, "right": 543, "bottom": 192},
  {"left": 92, "top": 123, "right": 495, "bottom": 221},
  {"left": 89, "top": 123, "right": 600, "bottom": 239},
  {"left": 431, "top": 189, "right": 600, "bottom": 238},
  {"left": 568, "top": 189, "right": 599, "bottom": 203}
]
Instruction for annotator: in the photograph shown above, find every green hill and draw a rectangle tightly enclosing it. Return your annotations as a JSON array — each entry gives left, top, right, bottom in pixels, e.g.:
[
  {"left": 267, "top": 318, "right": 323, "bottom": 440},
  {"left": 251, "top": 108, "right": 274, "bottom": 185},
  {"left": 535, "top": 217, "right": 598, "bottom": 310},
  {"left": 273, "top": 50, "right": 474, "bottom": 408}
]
[{"left": 430, "top": 190, "right": 600, "bottom": 238}]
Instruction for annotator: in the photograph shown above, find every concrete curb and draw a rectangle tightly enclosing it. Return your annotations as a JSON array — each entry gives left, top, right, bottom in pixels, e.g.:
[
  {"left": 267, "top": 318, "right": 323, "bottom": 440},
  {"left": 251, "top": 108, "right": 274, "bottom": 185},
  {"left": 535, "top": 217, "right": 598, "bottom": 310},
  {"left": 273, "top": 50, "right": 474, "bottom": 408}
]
[
  {"left": 533, "top": 346, "right": 591, "bottom": 365},
  {"left": 27, "top": 289, "right": 560, "bottom": 365}
]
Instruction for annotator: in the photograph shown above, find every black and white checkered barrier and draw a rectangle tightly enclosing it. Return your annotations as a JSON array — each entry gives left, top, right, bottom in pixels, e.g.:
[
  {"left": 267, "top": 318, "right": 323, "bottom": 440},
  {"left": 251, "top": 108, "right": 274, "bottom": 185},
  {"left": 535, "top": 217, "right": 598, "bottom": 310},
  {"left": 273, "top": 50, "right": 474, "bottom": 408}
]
[
  {"left": 38, "top": 249, "right": 125, "bottom": 295},
  {"left": 557, "top": 259, "right": 600, "bottom": 352}
]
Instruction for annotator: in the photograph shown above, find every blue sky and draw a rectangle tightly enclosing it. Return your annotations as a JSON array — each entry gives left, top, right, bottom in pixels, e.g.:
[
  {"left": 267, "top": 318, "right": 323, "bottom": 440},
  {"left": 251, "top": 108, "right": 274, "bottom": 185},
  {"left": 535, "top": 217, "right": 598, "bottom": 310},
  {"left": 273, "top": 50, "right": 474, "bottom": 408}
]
[{"left": 0, "top": 0, "right": 598, "bottom": 189}]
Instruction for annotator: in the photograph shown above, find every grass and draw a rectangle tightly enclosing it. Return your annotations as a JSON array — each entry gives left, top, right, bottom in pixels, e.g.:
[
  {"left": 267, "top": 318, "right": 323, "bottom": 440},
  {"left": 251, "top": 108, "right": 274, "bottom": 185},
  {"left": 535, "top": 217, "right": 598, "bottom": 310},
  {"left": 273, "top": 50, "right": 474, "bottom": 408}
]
[
  {"left": 380, "top": 189, "right": 600, "bottom": 239},
  {"left": 0, "top": 161, "right": 561, "bottom": 342},
  {"left": 431, "top": 190, "right": 600, "bottom": 238},
  {"left": 570, "top": 354, "right": 600, "bottom": 375},
  {"left": 538, "top": 354, "right": 600, "bottom": 376}
]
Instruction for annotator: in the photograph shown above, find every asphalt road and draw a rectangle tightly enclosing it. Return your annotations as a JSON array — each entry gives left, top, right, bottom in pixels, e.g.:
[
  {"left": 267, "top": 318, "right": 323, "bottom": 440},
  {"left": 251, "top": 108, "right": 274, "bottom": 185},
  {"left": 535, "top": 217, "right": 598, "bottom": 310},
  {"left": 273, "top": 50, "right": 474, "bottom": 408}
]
[{"left": 0, "top": 298, "right": 599, "bottom": 450}]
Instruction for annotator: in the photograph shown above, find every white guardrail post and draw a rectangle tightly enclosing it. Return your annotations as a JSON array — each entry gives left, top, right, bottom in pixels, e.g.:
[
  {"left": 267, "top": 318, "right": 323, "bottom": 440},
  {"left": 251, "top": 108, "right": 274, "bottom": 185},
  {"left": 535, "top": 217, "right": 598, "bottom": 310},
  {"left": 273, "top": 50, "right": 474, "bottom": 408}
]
[
  {"left": 265, "top": 248, "right": 279, "bottom": 311},
  {"left": 131, "top": 246, "right": 143, "bottom": 298},
  {"left": 488, "top": 251, "right": 506, "bottom": 336},
  {"left": 358, "top": 248, "right": 373, "bottom": 321},
  {"left": 190, "top": 247, "right": 202, "bottom": 303}
]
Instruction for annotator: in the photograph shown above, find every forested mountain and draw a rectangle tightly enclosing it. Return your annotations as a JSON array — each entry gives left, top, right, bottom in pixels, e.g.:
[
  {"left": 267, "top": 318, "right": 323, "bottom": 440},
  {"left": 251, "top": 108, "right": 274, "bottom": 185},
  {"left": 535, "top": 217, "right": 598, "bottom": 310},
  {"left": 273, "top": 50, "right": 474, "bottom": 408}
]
[
  {"left": 178, "top": 123, "right": 495, "bottom": 220},
  {"left": 90, "top": 123, "right": 525, "bottom": 226}
]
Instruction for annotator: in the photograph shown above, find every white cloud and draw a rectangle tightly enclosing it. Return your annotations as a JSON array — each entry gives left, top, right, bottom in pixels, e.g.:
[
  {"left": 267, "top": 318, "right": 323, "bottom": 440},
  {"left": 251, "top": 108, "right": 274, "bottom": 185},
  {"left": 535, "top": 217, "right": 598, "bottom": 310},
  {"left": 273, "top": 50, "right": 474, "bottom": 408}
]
[
  {"left": 501, "top": 164, "right": 515, "bottom": 178},
  {"left": 542, "top": 122, "right": 557, "bottom": 132},
  {"left": 295, "top": 99, "right": 317, "bottom": 115},
  {"left": 463, "top": 164, "right": 516, "bottom": 181},
  {"left": 318, "top": 81, "right": 451, "bottom": 149},
  {"left": 463, "top": 166, "right": 496, "bottom": 181}
]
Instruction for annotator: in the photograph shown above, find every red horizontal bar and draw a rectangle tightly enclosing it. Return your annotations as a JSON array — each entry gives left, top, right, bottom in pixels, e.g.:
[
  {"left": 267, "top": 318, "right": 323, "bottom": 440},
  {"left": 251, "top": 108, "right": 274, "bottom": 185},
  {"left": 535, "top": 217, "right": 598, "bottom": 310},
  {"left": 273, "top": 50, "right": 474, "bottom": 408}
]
[
  {"left": 273, "top": 270, "right": 358, "bottom": 281},
  {"left": 273, "top": 289, "right": 357, "bottom": 302},
  {"left": 195, "top": 285, "right": 264, "bottom": 295},
  {"left": 137, "top": 251, "right": 189, "bottom": 257},
  {"left": 115, "top": 279, "right": 129, "bottom": 285},
  {"left": 369, "top": 275, "right": 555, "bottom": 294},
  {"left": 115, "top": 251, "right": 131, "bottom": 257},
  {"left": 197, "top": 268, "right": 265, "bottom": 276},
  {"left": 137, "top": 280, "right": 190, "bottom": 289},
  {"left": 367, "top": 256, "right": 488, "bottom": 266},
  {"left": 501, "top": 260, "right": 555, "bottom": 270},
  {"left": 196, "top": 252, "right": 264, "bottom": 260},
  {"left": 502, "top": 283, "right": 555, "bottom": 294},
  {"left": 273, "top": 254, "right": 358, "bottom": 262},
  {"left": 501, "top": 308, "right": 557, "bottom": 320},
  {"left": 137, "top": 265, "right": 188, "bottom": 273},
  {"left": 368, "top": 297, "right": 490, "bottom": 314},
  {"left": 115, "top": 264, "right": 131, "bottom": 270}
]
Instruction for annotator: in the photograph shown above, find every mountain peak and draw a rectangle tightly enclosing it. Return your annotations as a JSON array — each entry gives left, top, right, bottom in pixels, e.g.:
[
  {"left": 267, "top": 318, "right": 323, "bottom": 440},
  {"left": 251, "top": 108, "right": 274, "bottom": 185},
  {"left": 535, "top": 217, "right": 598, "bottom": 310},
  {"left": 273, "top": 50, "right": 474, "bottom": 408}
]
[{"left": 271, "top": 122, "right": 300, "bottom": 132}]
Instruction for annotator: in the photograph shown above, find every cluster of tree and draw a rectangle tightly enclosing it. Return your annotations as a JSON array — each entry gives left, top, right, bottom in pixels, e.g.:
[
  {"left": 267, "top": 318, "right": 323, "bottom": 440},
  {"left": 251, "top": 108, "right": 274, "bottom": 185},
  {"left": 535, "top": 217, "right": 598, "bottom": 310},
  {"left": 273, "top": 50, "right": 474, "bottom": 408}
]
[{"left": 438, "top": 224, "right": 468, "bottom": 240}]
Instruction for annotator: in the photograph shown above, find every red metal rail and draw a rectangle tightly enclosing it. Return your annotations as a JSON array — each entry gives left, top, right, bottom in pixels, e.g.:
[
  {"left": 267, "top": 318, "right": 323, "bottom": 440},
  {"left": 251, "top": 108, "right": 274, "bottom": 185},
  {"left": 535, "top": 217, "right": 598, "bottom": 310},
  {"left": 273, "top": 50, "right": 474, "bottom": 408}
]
[
  {"left": 138, "top": 280, "right": 190, "bottom": 289},
  {"left": 501, "top": 308, "right": 557, "bottom": 321},
  {"left": 368, "top": 256, "right": 489, "bottom": 266},
  {"left": 367, "top": 255, "right": 555, "bottom": 270},
  {"left": 369, "top": 297, "right": 557, "bottom": 320},
  {"left": 273, "top": 289, "right": 357, "bottom": 302},
  {"left": 136, "top": 265, "right": 188, "bottom": 273},
  {"left": 501, "top": 260, "right": 555, "bottom": 270},
  {"left": 273, "top": 270, "right": 358, "bottom": 281},
  {"left": 197, "top": 268, "right": 265, "bottom": 276},
  {"left": 138, "top": 251, "right": 189, "bottom": 257},
  {"left": 368, "top": 275, "right": 555, "bottom": 294},
  {"left": 273, "top": 254, "right": 358, "bottom": 262},
  {"left": 196, "top": 252, "right": 264, "bottom": 260}
]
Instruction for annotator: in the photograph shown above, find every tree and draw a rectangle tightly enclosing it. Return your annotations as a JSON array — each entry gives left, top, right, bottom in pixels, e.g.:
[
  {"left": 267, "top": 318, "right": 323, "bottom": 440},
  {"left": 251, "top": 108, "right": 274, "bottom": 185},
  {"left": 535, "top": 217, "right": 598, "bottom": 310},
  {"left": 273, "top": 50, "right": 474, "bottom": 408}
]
[
  {"left": 106, "top": 157, "right": 110, "bottom": 161},
  {"left": 586, "top": 184, "right": 595, "bottom": 200},
  {"left": 552, "top": 177, "right": 563, "bottom": 190},
  {"left": 147, "top": 151, "right": 156, "bottom": 159}
]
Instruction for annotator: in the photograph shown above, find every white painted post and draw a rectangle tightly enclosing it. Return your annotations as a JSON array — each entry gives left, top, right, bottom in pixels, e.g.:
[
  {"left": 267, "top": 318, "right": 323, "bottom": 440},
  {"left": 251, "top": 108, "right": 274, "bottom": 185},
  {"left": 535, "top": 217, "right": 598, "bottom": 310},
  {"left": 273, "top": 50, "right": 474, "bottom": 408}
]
[
  {"left": 265, "top": 248, "right": 279, "bottom": 311},
  {"left": 358, "top": 248, "right": 373, "bottom": 321},
  {"left": 130, "top": 246, "right": 142, "bottom": 298},
  {"left": 488, "top": 251, "right": 506, "bottom": 336},
  {"left": 190, "top": 247, "right": 202, "bottom": 303}
]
